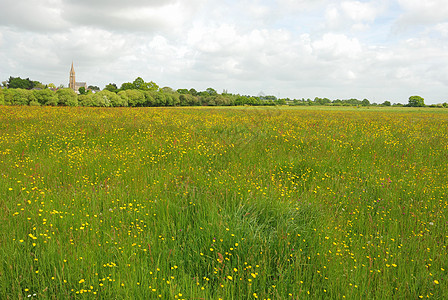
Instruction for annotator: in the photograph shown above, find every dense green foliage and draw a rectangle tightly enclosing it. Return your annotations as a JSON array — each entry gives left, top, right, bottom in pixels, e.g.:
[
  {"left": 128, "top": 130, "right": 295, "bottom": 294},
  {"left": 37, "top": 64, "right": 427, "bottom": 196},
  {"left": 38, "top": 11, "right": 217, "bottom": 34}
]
[
  {"left": 1, "top": 106, "right": 447, "bottom": 299},
  {"left": 407, "top": 95, "right": 425, "bottom": 107},
  {"left": 2, "top": 76, "right": 447, "bottom": 107}
]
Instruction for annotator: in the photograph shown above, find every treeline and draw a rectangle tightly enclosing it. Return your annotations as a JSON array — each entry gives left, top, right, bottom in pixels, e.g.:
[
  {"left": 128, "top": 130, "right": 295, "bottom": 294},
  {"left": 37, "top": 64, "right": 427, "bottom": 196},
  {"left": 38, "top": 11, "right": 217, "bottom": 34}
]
[
  {"left": 0, "top": 87, "right": 283, "bottom": 107},
  {"left": 1, "top": 76, "right": 447, "bottom": 108}
]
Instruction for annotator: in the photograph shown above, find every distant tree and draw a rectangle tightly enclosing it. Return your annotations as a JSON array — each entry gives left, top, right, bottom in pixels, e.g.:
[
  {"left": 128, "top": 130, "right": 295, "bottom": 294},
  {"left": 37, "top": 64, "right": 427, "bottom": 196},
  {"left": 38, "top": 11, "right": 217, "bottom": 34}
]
[
  {"left": 78, "top": 94, "right": 95, "bottom": 106},
  {"left": 189, "top": 88, "right": 198, "bottom": 96},
  {"left": 133, "top": 77, "right": 146, "bottom": 90},
  {"left": 155, "top": 93, "right": 167, "bottom": 106},
  {"left": 443, "top": 102, "right": 448, "bottom": 108},
  {"left": 206, "top": 88, "right": 218, "bottom": 96},
  {"left": 160, "top": 87, "right": 174, "bottom": 93},
  {"left": 33, "top": 89, "right": 57, "bottom": 105},
  {"left": 88, "top": 85, "right": 100, "bottom": 91},
  {"left": 78, "top": 87, "right": 87, "bottom": 95},
  {"left": 3, "top": 89, "right": 36, "bottom": 105},
  {"left": 276, "top": 98, "right": 287, "bottom": 105},
  {"left": 104, "top": 83, "right": 118, "bottom": 93},
  {"left": 177, "top": 89, "right": 190, "bottom": 94},
  {"left": 120, "top": 82, "right": 135, "bottom": 90},
  {"left": 122, "top": 90, "right": 145, "bottom": 107},
  {"left": 92, "top": 90, "right": 125, "bottom": 107},
  {"left": 7, "top": 77, "right": 35, "bottom": 89},
  {"left": 32, "top": 81, "right": 46, "bottom": 89},
  {"left": 407, "top": 95, "right": 425, "bottom": 107},
  {"left": 382, "top": 100, "right": 391, "bottom": 106},
  {"left": 146, "top": 81, "right": 159, "bottom": 91},
  {"left": 143, "top": 91, "right": 157, "bottom": 106},
  {"left": 361, "top": 99, "right": 370, "bottom": 106},
  {"left": 56, "top": 88, "right": 78, "bottom": 106},
  {"left": 48, "top": 83, "right": 57, "bottom": 90}
]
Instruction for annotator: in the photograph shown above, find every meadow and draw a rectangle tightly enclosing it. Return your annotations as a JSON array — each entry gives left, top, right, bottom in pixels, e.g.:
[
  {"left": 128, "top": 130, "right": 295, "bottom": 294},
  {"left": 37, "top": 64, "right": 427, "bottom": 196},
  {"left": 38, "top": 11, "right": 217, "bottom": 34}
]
[{"left": 0, "top": 106, "right": 447, "bottom": 299}]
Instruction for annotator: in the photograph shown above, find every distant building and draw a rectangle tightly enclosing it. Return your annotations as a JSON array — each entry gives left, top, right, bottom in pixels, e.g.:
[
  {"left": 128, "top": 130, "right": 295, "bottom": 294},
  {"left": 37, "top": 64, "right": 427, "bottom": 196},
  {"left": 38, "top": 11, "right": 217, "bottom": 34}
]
[{"left": 69, "top": 62, "right": 87, "bottom": 93}]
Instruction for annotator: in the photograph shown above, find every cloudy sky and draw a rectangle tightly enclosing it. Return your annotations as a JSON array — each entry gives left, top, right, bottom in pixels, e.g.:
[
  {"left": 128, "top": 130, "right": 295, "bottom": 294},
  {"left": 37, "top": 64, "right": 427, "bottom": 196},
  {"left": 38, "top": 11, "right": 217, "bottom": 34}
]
[{"left": 1, "top": 0, "right": 447, "bottom": 103}]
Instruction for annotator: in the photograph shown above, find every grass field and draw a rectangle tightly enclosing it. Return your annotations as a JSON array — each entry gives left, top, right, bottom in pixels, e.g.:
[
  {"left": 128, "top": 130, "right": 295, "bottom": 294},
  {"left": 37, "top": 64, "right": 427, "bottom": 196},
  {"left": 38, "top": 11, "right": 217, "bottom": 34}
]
[{"left": 1, "top": 106, "right": 447, "bottom": 299}]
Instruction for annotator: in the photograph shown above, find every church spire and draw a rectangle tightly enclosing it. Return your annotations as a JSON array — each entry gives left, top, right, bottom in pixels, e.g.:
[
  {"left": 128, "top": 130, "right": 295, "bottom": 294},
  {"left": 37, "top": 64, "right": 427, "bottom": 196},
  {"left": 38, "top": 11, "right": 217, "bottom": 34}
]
[{"left": 69, "top": 62, "right": 76, "bottom": 91}]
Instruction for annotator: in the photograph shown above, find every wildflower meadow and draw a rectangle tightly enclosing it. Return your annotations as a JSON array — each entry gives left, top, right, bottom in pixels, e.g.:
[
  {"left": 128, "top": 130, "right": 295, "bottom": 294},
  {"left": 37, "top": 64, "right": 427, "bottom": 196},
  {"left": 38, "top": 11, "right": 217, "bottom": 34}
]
[{"left": 0, "top": 106, "right": 447, "bottom": 299}]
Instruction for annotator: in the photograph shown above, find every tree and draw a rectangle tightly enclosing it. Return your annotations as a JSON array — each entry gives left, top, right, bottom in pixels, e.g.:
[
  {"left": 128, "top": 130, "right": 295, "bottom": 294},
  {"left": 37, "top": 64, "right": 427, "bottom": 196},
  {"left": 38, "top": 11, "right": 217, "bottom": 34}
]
[
  {"left": 122, "top": 90, "right": 145, "bottom": 107},
  {"left": 145, "top": 81, "right": 159, "bottom": 91},
  {"left": 206, "top": 88, "right": 217, "bottom": 96},
  {"left": 7, "top": 77, "right": 35, "bottom": 89},
  {"left": 189, "top": 88, "right": 198, "bottom": 96},
  {"left": 104, "top": 83, "right": 118, "bottom": 93},
  {"left": 88, "top": 85, "right": 100, "bottom": 91},
  {"left": 160, "top": 87, "right": 174, "bottom": 93},
  {"left": 120, "top": 82, "right": 135, "bottom": 91},
  {"left": 32, "top": 81, "right": 46, "bottom": 89},
  {"left": 382, "top": 100, "right": 391, "bottom": 106},
  {"left": 408, "top": 95, "right": 425, "bottom": 107},
  {"left": 3, "top": 89, "right": 36, "bottom": 105},
  {"left": 78, "top": 94, "right": 95, "bottom": 107},
  {"left": 78, "top": 87, "right": 87, "bottom": 95},
  {"left": 92, "top": 90, "right": 125, "bottom": 107},
  {"left": 56, "top": 88, "right": 78, "bottom": 106},
  {"left": 133, "top": 77, "right": 146, "bottom": 90},
  {"left": 177, "top": 89, "right": 189, "bottom": 94},
  {"left": 33, "top": 89, "right": 58, "bottom": 105},
  {"left": 361, "top": 99, "right": 370, "bottom": 106}
]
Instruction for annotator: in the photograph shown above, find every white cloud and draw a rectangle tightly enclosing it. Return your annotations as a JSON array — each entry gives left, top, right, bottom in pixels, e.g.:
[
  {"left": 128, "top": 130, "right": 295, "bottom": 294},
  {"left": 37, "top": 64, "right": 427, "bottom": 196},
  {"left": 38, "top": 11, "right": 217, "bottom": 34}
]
[
  {"left": 312, "top": 33, "right": 363, "bottom": 60},
  {"left": 0, "top": 0, "right": 68, "bottom": 31},
  {"left": 324, "top": 1, "right": 386, "bottom": 32},
  {"left": 341, "top": 1, "right": 380, "bottom": 23},
  {"left": 396, "top": 0, "right": 448, "bottom": 27}
]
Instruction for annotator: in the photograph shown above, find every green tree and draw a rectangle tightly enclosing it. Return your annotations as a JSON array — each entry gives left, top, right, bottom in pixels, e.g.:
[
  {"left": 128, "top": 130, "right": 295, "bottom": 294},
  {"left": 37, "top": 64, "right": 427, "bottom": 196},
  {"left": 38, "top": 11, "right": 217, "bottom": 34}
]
[
  {"left": 7, "top": 77, "right": 35, "bottom": 89},
  {"left": 361, "top": 99, "right": 370, "bottom": 106},
  {"left": 123, "top": 90, "right": 145, "bottom": 107},
  {"left": 133, "top": 77, "right": 146, "bottom": 90},
  {"left": 177, "top": 89, "right": 189, "bottom": 94},
  {"left": 78, "top": 94, "right": 95, "bottom": 106},
  {"left": 3, "top": 89, "right": 34, "bottom": 105},
  {"left": 189, "top": 88, "right": 198, "bottom": 96},
  {"left": 120, "top": 82, "right": 135, "bottom": 91},
  {"left": 276, "top": 98, "right": 287, "bottom": 105},
  {"left": 408, "top": 96, "right": 425, "bottom": 107},
  {"left": 78, "top": 87, "right": 87, "bottom": 95},
  {"left": 382, "top": 101, "right": 391, "bottom": 106},
  {"left": 206, "top": 88, "right": 217, "bottom": 96},
  {"left": 105, "top": 83, "right": 118, "bottom": 93},
  {"left": 56, "top": 88, "right": 78, "bottom": 106},
  {"left": 145, "top": 81, "right": 159, "bottom": 91},
  {"left": 161, "top": 87, "right": 176, "bottom": 94},
  {"left": 92, "top": 90, "right": 125, "bottom": 107},
  {"left": 33, "top": 89, "right": 58, "bottom": 105},
  {"left": 32, "top": 81, "right": 46, "bottom": 89},
  {"left": 88, "top": 85, "right": 100, "bottom": 91}
]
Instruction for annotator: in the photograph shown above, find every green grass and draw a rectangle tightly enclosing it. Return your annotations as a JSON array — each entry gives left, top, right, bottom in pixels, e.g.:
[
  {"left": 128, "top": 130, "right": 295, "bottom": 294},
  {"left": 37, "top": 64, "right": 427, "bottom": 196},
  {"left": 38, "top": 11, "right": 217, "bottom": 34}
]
[{"left": 0, "top": 106, "right": 447, "bottom": 299}]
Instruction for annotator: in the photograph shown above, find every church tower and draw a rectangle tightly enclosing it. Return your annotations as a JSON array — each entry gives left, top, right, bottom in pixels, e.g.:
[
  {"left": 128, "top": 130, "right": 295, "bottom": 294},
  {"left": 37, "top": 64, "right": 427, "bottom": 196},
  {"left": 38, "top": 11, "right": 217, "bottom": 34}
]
[{"left": 69, "top": 62, "right": 76, "bottom": 91}]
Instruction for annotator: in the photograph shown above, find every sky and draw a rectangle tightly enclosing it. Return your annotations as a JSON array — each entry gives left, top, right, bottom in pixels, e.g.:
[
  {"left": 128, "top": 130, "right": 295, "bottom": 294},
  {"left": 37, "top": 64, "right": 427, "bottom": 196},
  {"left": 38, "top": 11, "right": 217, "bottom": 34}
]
[{"left": 0, "top": 0, "right": 447, "bottom": 104}]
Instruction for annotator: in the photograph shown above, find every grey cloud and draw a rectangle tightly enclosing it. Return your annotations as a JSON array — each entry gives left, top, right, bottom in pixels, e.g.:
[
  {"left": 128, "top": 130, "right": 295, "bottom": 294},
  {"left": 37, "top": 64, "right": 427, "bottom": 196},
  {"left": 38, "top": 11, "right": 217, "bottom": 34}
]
[{"left": 0, "top": 0, "right": 68, "bottom": 32}]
